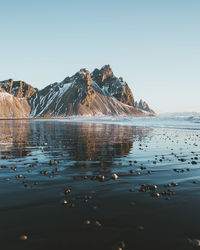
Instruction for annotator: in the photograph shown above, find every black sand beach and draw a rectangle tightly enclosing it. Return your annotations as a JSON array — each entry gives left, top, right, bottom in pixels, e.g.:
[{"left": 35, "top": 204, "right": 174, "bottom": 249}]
[{"left": 1, "top": 119, "right": 200, "bottom": 250}]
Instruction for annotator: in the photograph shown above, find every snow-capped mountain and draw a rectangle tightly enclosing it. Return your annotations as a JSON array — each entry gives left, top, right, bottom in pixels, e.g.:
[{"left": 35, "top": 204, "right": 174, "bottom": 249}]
[{"left": 0, "top": 65, "right": 156, "bottom": 118}]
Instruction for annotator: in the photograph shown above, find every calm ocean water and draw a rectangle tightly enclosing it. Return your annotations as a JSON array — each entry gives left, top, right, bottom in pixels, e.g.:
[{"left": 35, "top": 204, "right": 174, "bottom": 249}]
[{"left": 1, "top": 116, "right": 200, "bottom": 250}]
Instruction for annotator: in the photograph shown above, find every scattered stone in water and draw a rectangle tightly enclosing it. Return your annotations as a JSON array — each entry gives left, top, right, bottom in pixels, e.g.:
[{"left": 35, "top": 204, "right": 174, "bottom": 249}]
[
  {"left": 139, "top": 184, "right": 158, "bottom": 192},
  {"left": 19, "top": 235, "right": 28, "bottom": 240},
  {"left": 95, "top": 220, "right": 102, "bottom": 227},
  {"left": 112, "top": 173, "right": 118, "bottom": 180},
  {"left": 15, "top": 174, "right": 23, "bottom": 179},
  {"left": 151, "top": 192, "right": 160, "bottom": 198},
  {"left": 62, "top": 199, "right": 68, "bottom": 205},
  {"left": 114, "top": 241, "right": 126, "bottom": 250},
  {"left": 84, "top": 220, "right": 91, "bottom": 225},
  {"left": 64, "top": 188, "right": 71, "bottom": 195},
  {"left": 188, "top": 238, "right": 200, "bottom": 247},
  {"left": 179, "top": 158, "right": 187, "bottom": 162},
  {"left": 171, "top": 182, "right": 179, "bottom": 187}
]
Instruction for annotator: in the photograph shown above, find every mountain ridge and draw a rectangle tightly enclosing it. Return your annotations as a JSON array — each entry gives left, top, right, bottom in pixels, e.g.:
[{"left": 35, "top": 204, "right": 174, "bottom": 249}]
[{"left": 0, "top": 65, "right": 156, "bottom": 118}]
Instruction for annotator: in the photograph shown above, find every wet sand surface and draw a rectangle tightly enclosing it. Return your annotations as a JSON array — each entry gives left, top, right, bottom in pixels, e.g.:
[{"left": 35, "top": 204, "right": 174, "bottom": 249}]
[{"left": 0, "top": 120, "right": 200, "bottom": 250}]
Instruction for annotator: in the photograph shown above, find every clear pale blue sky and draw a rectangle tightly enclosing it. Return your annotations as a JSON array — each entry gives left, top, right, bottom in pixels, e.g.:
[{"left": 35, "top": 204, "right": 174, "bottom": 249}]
[{"left": 0, "top": 0, "right": 199, "bottom": 113}]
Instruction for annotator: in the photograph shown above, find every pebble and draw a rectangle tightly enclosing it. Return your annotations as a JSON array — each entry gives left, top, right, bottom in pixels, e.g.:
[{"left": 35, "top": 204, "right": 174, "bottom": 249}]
[
  {"left": 64, "top": 188, "right": 71, "bottom": 195},
  {"left": 62, "top": 199, "right": 68, "bottom": 205},
  {"left": 188, "top": 238, "right": 200, "bottom": 247},
  {"left": 19, "top": 235, "right": 28, "bottom": 240},
  {"left": 95, "top": 220, "right": 102, "bottom": 227},
  {"left": 112, "top": 173, "right": 118, "bottom": 180},
  {"left": 84, "top": 220, "right": 91, "bottom": 225}
]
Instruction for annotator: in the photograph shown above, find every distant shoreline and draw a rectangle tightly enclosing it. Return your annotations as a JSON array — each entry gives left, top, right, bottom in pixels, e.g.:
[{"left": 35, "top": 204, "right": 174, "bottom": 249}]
[{"left": 0, "top": 114, "right": 156, "bottom": 121}]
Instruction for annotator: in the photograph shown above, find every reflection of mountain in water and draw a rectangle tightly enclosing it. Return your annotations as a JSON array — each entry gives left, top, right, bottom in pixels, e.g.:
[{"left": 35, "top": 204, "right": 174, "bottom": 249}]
[
  {"left": 31, "top": 121, "right": 151, "bottom": 165},
  {"left": 0, "top": 120, "right": 151, "bottom": 164},
  {"left": 0, "top": 120, "right": 31, "bottom": 158}
]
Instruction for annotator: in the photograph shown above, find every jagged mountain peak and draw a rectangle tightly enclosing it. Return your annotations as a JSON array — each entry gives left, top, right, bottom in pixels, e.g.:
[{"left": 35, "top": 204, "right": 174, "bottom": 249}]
[
  {"left": 135, "top": 99, "right": 155, "bottom": 114},
  {"left": 0, "top": 66, "right": 156, "bottom": 118},
  {"left": 0, "top": 79, "right": 36, "bottom": 99}
]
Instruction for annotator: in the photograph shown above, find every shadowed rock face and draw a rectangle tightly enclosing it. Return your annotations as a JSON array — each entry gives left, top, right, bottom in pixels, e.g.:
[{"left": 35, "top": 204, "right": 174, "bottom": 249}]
[
  {"left": 0, "top": 66, "right": 155, "bottom": 118},
  {"left": 91, "top": 65, "right": 135, "bottom": 107},
  {"left": 0, "top": 80, "right": 36, "bottom": 118},
  {"left": 30, "top": 65, "right": 145, "bottom": 117},
  {"left": 0, "top": 79, "right": 36, "bottom": 98},
  {"left": 0, "top": 88, "right": 31, "bottom": 118}
]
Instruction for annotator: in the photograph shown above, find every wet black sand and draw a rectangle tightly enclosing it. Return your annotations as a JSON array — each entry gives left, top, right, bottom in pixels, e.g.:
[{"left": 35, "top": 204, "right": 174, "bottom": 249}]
[{"left": 0, "top": 120, "right": 200, "bottom": 250}]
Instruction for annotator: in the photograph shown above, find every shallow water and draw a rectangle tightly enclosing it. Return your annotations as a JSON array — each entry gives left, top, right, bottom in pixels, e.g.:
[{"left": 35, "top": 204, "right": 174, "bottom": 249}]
[{"left": 0, "top": 118, "right": 200, "bottom": 250}]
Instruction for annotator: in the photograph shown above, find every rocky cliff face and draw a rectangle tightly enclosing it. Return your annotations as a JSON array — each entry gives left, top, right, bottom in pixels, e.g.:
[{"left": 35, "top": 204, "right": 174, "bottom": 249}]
[
  {"left": 0, "top": 65, "right": 156, "bottom": 118},
  {"left": 0, "top": 79, "right": 36, "bottom": 98},
  {"left": 0, "top": 88, "right": 31, "bottom": 118},
  {"left": 30, "top": 66, "right": 141, "bottom": 117},
  {"left": 91, "top": 65, "right": 135, "bottom": 107}
]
